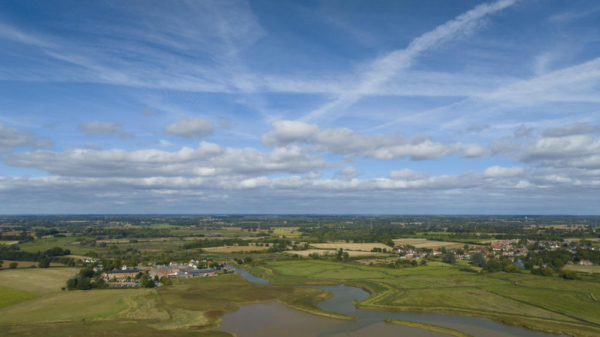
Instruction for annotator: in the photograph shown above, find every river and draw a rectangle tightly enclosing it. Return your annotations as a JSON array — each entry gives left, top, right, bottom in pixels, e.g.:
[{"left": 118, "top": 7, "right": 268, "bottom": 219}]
[{"left": 217, "top": 267, "right": 562, "bottom": 337}]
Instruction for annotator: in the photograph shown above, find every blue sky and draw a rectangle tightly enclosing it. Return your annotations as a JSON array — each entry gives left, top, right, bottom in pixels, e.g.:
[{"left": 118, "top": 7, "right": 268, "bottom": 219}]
[{"left": 0, "top": 0, "right": 599, "bottom": 214}]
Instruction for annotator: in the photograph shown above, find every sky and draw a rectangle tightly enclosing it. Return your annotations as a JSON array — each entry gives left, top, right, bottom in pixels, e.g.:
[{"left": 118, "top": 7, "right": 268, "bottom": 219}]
[{"left": 0, "top": 0, "right": 599, "bottom": 214}]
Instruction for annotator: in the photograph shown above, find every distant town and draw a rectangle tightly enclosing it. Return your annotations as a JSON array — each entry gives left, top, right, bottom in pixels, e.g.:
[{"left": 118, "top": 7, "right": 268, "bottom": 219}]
[{"left": 1, "top": 215, "right": 599, "bottom": 337}]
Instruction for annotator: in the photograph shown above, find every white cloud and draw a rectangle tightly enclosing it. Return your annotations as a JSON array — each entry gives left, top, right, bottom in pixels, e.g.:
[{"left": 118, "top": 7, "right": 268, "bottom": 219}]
[
  {"left": 390, "top": 169, "right": 430, "bottom": 181},
  {"left": 3, "top": 142, "right": 329, "bottom": 178},
  {"left": 78, "top": 121, "right": 122, "bottom": 136},
  {"left": 299, "top": 0, "right": 517, "bottom": 121},
  {"left": 164, "top": 117, "right": 215, "bottom": 138},
  {"left": 491, "top": 124, "right": 600, "bottom": 171},
  {"left": 482, "top": 57, "right": 600, "bottom": 105},
  {"left": 483, "top": 166, "right": 526, "bottom": 178},
  {"left": 0, "top": 123, "right": 52, "bottom": 152},
  {"left": 263, "top": 120, "right": 485, "bottom": 160},
  {"left": 514, "top": 125, "right": 534, "bottom": 139},
  {"left": 542, "top": 123, "right": 599, "bottom": 138},
  {"left": 334, "top": 166, "right": 362, "bottom": 180}
]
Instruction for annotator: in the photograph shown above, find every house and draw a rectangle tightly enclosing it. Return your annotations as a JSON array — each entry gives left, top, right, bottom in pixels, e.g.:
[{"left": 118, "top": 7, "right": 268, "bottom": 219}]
[
  {"left": 150, "top": 263, "right": 217, "bottom": 279},
  {"left": 579, "top": 260, "right": 593, "bottom": 266},
  {"left": 103, "top": 268, "right": 144, "bottom": 279},
  {"left": 168, "top": 268, "right": 215, "bottom": 278}
]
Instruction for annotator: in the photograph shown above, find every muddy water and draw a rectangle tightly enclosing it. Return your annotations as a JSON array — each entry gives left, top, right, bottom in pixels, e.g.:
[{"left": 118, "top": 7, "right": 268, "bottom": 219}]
[{"left": 217, "top": 267, "right": 562, "bottom": 337}]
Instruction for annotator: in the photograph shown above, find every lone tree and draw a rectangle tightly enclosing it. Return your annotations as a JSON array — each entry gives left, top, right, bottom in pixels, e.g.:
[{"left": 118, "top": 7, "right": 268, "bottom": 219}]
[
  {"left": 9, "top": 262, "right": 18, "bottom": 269},
  {"left": 38, "top": 258, "right": 51, "bottom": 268}
]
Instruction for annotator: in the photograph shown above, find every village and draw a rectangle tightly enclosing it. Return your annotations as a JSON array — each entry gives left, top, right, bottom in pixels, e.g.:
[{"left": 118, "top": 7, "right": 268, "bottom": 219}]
[
  {"left": 393, "top": 239, "right": 597, "bottom": 267},
  {"left": 99, "top": 260, "right": 229, "bottom": 287}
]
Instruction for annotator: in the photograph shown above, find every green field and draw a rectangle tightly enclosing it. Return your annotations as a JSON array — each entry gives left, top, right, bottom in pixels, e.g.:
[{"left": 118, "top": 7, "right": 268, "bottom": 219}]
[
  {"left": 249, "top": 260, "right": 600, "bottom": 337},
  {"left": 564, "top": 264, "right": 600, "bottom": 274},
  {"left": 0, "top": 267, "right": 346, "bottom": 336},
  {"left": 17, "top": 237, "right": 90, "bottom": 254},
  {"left": 0, "top": 285, "right": 36, "bottom": 308},
  {"left": 385, "top": 318, "right": 474, "bottom": 337},
  {"left": 0, "top": 268, "right": 78, "bottom": 295}
]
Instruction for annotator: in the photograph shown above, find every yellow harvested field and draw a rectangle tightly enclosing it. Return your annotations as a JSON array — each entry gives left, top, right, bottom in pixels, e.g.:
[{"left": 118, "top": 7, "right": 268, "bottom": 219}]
[
  {"left": 0, "top": 241, "right": 18, "bottom": 245},
  {"left": 273, "top": 227, "right": 299, "bottom": 231},
  {"left": 311, "top": 242, "right": 391, "bottom": 251},
  {"left": 393, "top": 238, "right": 476, "bottom": 250},
  {"left": 290, "top": 249, "right": 388, "bottom": 257},
  {"left": 202, "top": 245, "right": 270, "bottom": 252}
]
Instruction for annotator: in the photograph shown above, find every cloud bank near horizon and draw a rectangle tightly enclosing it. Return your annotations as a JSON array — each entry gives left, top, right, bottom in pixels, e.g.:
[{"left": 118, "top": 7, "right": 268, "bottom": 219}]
[{"left": 0, "top": 0, "right": 599, "bottom": 214}]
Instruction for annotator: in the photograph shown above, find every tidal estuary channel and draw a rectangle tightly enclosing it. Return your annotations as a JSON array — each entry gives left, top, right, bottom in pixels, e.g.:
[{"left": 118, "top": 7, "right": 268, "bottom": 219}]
[{"left": 217, "top": 267, "right": 562, "bottom": 337}]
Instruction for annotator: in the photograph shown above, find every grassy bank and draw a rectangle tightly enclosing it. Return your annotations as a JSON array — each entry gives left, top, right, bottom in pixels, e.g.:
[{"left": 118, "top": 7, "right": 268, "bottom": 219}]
[
  {"left": 384, "top": 318, "right": 474, "bottom": 337},
  {"left": 257, "top": 259, "right": 600, "bottom": 337},
  {"left": 0, "top": 267, "right": 352, "bottom": 336},
  {"left": 234, "top": 263, "right": 354, "bottom": 319}
]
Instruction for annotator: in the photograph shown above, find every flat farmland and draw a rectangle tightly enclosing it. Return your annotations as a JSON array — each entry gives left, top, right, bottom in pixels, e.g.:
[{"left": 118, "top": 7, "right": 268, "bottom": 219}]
[
  {"left": 0, "top": 268, "right": 78, "bottom": 295},
  {"left": 290, "top": 249, "right": 388, "bottom": 257},
  {"left": 393, "top": 238, "right": 478, "bottom": 249},
  {"left": 271, "top": 227, "right": 302, "bottom": 238},
  {"left": 0, "top": 285, "right": 37, "bottom": 309},
  {"left": 17, "top": 237, "right": 90, "bottom": 254},
  {"left": 202, "top": 245, "right": 270, "bottom": 253},
  {"left": 311, "top": 243, "right": 391, "bottom": 251},
  {"left": 97, "top": 236, "right": 260, "bottom": 244}
]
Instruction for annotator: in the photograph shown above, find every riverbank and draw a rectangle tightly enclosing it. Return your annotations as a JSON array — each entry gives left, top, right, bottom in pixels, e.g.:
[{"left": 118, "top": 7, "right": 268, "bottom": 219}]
[
  {"left": 0, "top": 267, "right": 350, "bottom": 336},
  {"left": 231, "top": 264, "right": 355, "bottom": 320},
  {"left": 384, "top": 318, "right": 474, "bottom": 337},
  {"left": 247, "top": 260, "right": 600, "bottom": 337}
]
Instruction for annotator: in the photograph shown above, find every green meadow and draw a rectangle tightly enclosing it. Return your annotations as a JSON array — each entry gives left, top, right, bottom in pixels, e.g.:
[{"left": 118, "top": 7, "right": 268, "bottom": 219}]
[
  {"left": 0, "top": 266, "right": 346, "bottom": 337},
  {"left": 250, "top": 260, "right": 600, "bottom": 337},
  {"left": 0, "top": 285, "right": 36, "bottom": 309},
  {"left": 17, "top": 237, "right": 90, "bottom": 254}
]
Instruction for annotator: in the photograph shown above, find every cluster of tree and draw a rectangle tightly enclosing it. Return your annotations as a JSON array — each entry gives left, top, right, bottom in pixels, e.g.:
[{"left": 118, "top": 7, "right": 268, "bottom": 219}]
[
  {"left": 371, "top": 247, "right": 389, "bottom": 253},
  {"left": 66, "top": 267, "right": 106, "bottom": 290},
  {"left": 387, "top": 259, "right": 425, "bottom": 269},
  {"left": 481, "top": 258, "right": 521, "bottom": 273},
  {"left": 34, "top": 228, "right": 62, "bottom": 238},
  {"left": 80, "top": 227, "right": 169, "bottom": 240},
  {"left": 522, "top": 248, "right": 578, "bottom": 271},
  {"left": 0, "top": 230, "right": 34, "bottom": 243},
  {"left": 266, "top": 241, "right": 287, "bottom": 253},
  {"left": 0, "top": 260, "right": 20, "bottom": 269},
  {"left": 558, "top": 270, "right": 579, "bottom": 280},
  {"left": 531, "top": 267, "right": 554, "bottom": 277},
  {"left": 442, "top": 252, "right": 456, "bottom": 264},
  {"left": 0, "top": 245, "right": 72, "bottom": 262},
  {"left": 469, "top": 253, "right": 486, "bottom": 267},
  {"left": 233, "top": 257, "right": 253, "bottom": 265},
  {"left": 138, "top": 273, "right": 156, "bottom": 288}
]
